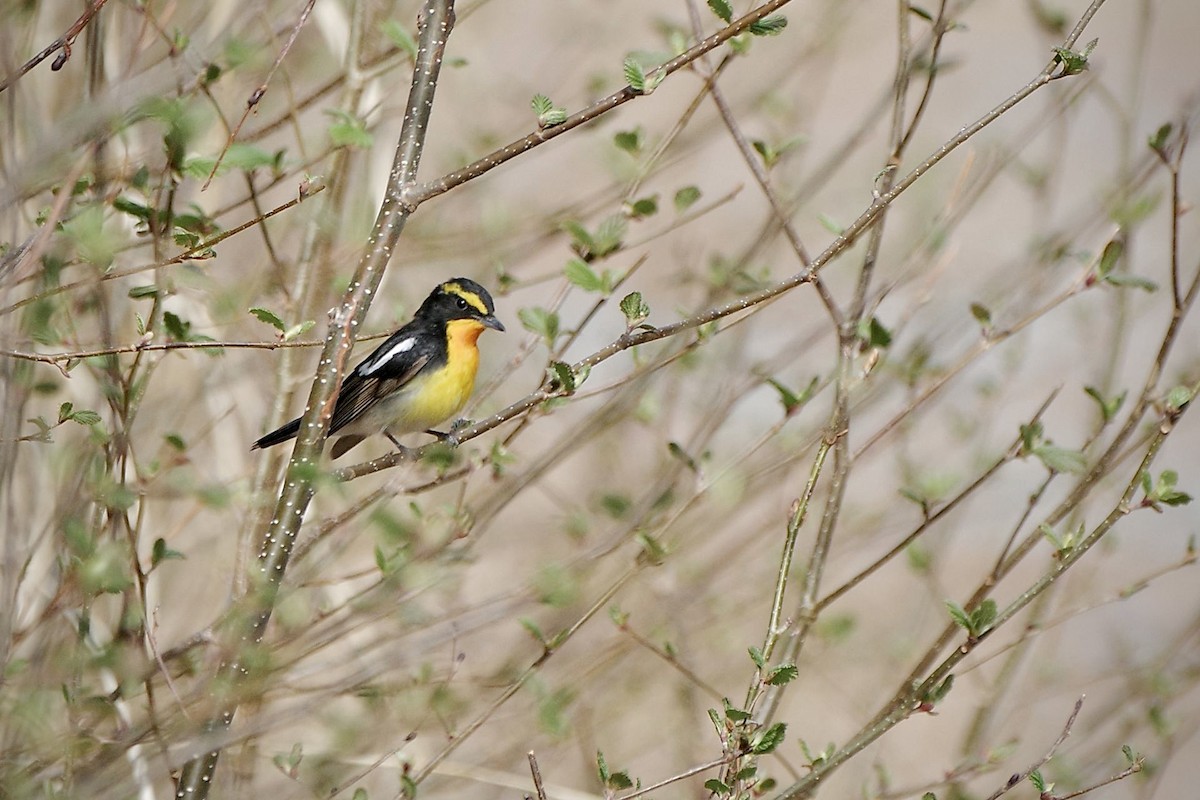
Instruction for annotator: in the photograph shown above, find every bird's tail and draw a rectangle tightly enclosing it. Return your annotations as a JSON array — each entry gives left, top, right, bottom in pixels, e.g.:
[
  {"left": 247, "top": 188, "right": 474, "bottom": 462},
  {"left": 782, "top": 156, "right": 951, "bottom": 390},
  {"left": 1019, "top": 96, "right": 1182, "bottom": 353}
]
[{"left": 251, "top": 417, "right": 301, "bottom": 450}]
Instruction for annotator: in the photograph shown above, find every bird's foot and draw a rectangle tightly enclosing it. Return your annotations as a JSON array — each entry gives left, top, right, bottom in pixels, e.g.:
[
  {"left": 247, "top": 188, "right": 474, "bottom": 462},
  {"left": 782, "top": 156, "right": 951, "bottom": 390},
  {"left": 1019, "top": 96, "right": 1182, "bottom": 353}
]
[
  {"left": 426, "top": 418, "right": 469, "bottom": 447},
  {"left": 385, "top": 431, "right": 415, "bottom": 459}
]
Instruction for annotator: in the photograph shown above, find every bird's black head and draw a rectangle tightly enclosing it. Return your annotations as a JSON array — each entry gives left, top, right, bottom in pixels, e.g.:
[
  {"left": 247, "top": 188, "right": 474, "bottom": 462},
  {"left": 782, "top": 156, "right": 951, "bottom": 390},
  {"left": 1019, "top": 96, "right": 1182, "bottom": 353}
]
[{"left": 417, "top": 278, "right": 505, "bottom": 331}]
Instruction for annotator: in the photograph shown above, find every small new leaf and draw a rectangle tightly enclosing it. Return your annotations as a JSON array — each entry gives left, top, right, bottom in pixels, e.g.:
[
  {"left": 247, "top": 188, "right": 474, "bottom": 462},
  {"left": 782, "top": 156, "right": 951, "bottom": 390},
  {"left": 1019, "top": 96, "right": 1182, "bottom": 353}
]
[
  {"left": 249, "top": 307, "right": 286, "bottom": 332},
  {"left": 765, "top": 663, "right": 798, "bottom": 686},
  {"left": 969, "top": 302, "right": 992, "bottom": 329},
  {"left": 1148, "top": 123, "right": 1172, "bottom": 153},
  {"left": 1165, "top": 385, "right": 1192, "bottom": 412},
  {"left": 1053, "top": 38, "right": 1097, "bottom": 76},
  {"left": 548, "top": 361, "right": 577, "bottom": 394},
  {"left": 531, "top": 93, "right": 567, "bottom": 128},
  {"left": 620, "top": 291, "right": 650, "bottom": 328},
  {"left": 1033, "top": 444, "right": 1087, "bottom": 475},
  {"left": 151, "top": 537, "right": 185, "bottom": 567},
  {"left": 614, "top": 128, "right": 643, "bottom": 154},
  {"left": 1103, "top": 272, "right": 1158, "bottom": 292},
  {"left": 1029, "top": 770, "right": 1047, "bottom": 793},
  {"left": 707, "top": 0, "right": 733, "bottom": 23},
  {"left": 674, "top": 185, "right": 702, "bottom": 212},
  {"left": 518, "top": 307, "right": 560, "bottom": 346},
  {"left": 1084, "top": 386, "right": 1126, "bottom": 423},
  {"left": 970, "top": 599, "right": 997, "bottom": 635},
  {"left": 564, "top": 258, "right": 605, "bottom": 293},
  {"left": 1097, "top": 238, "right": 1124, "bottom": 279},
  {"left": 379, "top": 20, "right": 418, "bottom": 59},
  {"left": 623, "top": 57, "right": 647, "bottom": 93},
  {"left": 749, "top": 15, "right": 788, "bottom": 36},
  {"left": 748, "top": 646, "right": 766, "bottom": 669},
  {"left": 945, "top": 600, "right": 971, "bottom": 632},
  {"left": 750, "top": 722, "right": 787, "bottom": 754},
  {"left": 68, "top": 409, "right": 102, "bottom": 426}
]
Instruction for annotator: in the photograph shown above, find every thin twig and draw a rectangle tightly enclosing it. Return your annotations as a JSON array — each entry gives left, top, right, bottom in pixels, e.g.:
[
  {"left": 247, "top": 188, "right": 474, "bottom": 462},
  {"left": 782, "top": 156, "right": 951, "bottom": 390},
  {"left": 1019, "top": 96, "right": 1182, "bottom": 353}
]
[
  {"left": 982, "top": 697, "right": 1084, "bottom": 800},
  {"left": 0, "top": 0, "right": 110, "bottom": 93},
  {"left": 200, "top": 0, "right": 318, "bottom": 190}
]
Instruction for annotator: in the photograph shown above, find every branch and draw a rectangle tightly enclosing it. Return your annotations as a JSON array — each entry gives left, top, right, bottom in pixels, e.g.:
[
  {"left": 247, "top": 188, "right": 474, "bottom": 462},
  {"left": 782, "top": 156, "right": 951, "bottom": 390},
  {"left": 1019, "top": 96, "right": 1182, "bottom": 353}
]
[
  {"left": 0, "top": 0, "right": 110, "bottom": 94},
  {"left": 172, "top": 2, "right": 457, "bottom": 797},
  {"left": 982, "top": 697, "right": 1083, "bottom": 800}
]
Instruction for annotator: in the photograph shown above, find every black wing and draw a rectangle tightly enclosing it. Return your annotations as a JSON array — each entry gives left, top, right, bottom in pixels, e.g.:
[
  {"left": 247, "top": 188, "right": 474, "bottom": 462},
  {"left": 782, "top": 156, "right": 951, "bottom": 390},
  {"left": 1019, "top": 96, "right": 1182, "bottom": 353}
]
[
  {"left": 251, "top": 321, "right": 434, "bottom": 450},
  {"left": 326, "top": 321, "right": 436, "bottom": 435}
]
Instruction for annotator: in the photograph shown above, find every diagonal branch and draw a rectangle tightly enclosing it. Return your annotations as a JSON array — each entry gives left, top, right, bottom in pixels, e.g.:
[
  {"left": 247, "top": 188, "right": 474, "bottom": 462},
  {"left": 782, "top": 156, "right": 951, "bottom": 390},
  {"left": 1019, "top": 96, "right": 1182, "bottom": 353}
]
[{"left": 171, "top": 3, "right": 457, "bottom": 797}]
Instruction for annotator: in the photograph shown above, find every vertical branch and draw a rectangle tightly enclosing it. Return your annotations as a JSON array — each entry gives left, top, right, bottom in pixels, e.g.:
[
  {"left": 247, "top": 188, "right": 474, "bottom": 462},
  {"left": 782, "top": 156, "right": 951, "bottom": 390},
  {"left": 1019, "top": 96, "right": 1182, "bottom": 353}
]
[{"left": 173, "top": 3, "right": 457, "bottom": 797}]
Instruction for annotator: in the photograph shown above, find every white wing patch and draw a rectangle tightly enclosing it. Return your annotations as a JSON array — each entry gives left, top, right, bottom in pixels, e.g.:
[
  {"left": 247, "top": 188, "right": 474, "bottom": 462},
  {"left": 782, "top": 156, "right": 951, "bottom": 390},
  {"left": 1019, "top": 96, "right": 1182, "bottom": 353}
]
[{"left": 360, "top": 336, "right": 416, "bottom": 375}]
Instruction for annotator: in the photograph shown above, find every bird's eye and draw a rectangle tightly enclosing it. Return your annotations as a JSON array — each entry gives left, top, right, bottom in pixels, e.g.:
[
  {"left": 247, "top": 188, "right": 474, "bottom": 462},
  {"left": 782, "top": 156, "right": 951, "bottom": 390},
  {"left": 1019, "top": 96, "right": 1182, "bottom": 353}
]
[{"left": 455, "top": 297, "right": 468, "bottom": 310}]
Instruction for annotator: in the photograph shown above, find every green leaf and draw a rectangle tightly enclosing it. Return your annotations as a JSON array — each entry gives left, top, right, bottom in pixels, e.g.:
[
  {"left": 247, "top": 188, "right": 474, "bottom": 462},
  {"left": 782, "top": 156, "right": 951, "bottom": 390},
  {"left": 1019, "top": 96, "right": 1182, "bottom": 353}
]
[
  {"left": 1033, "top": 445, "right": 1087, "bottom": 474},
  {"left": 113, "top": 195, "right": 152, "bottom": 221},
  {"left": 705, "top": 779, "right": 732, "bottom": 795},
  {"left": 1103, "top": 272, "right": 1158, "bottom": 292},
  {"left": 614, "top": 128, "right": 643, "bottom": 154},
  {"left": 518, "top": 307, "right": 560, "bottom": 346},
  {"left": 970, "top": 599, "right": 997, "bottom": 634},
  {"left": 817, "top": 212, "right": 844, "bottom": 234},
  {"left": 1053, "top": 38, "right": 1097, "bottom": 76},
  {"left": 607, "top": 771, "right": 633, "bottom": 790},
  {"left": 1148, "top": 122, "right": 1172, "bottom": 152},
  {"left": 249, "top": 307, "right": 286, "bottom": 332},
  {"left": 531, "top": 93, "right": 566, "bottom": 128},
  {"left": 909, "top": 5, "right": 934, "bottom": 22},
  {"left": 764, "top": 663, "right": 798, "bottom": 686},
  {"left": 596, "top": 750, "right": 611, "bottom": 783},
  {"left": 945, "top": 600, "right": 971, "bottom": 631},
  {"left": 283, "top": 320, "right": 316, "bottom": 341},
  {"left": 1097, "top": 238, "right": 1124, "bottom": 278},
  {"left": 749, "top": 15, "right": 788, "bottom": 36},
  {"left": 593, "top": 214, "right": 627, "bottom": 257},
  {"left": 862, "top": 316, "right": 892, "bottom": 348},
  {"left": 58, "top": 402, "right": 74, "bottom": 424},
  {"left": 724, "top": 701, "right": 751, "bottom": 723},
  {"left": 518, "top": 617, "right": 546, "bottom": 644},
  {"left": 628, "top": 195, "right": 658, "bottom": 218},
  {"left": 68, "top": 409, "right": 102, "bottom": 426},
  {"left": 151, "top": 537, "right": 185, "bottom": 567},
  {"left": 128, "top": 285, "right": 159, "bottom": 299},
  {"left": 748, "top": 645, "right": 766, "bottom": 669},
  {"left": 674, "top": 185, "right": 702, "bottom": 212},
  {"left": 751, "top": 722, "right": 787, "bottom": 754},
  {"left": 531, "top": 93, "right": 553, "bottom": 116},
  {"left": 561, "top": 219, "right": 596, "bottom": 257},
  {"left": 635, "top": 532, "right": 667, "bottom": 565},
  {"left": 326, "top": 109, "right": 373, "bottom": 149},
  {"left": 227, "top": 143, "right": 282, "bottom": 173},
  {"left": 1165, "top": 385, "right": 1192, "bottom": 412},
  {"left": 619, "top": 291, "right": 650, "bottom": 328},
  {"left": 548, "top": 361, "right": 577, "bottom": 393},
  {"left": 926, "top": 673, "right": 955, "bottom": 704},
  {"left": 969, "top": 302, "right": 992, "bottom": 328},
  {"left": 1019, "top": 421, "right": 1043, "bottom": 453},
  {"left": 1084, "top": 386, "right": 1126, "bottom": 422},
  {"left": 1029, "top": 769, "right": 1048, "bottom": 793},
  {"left": 379, "top": 20, "right": 418, "bottom": 59},
  {"left": 623, "top": 57, "right": 646, "bottom": 92},
  {"left": 706, "top": 0, "right": 733, "bottom": 23}
]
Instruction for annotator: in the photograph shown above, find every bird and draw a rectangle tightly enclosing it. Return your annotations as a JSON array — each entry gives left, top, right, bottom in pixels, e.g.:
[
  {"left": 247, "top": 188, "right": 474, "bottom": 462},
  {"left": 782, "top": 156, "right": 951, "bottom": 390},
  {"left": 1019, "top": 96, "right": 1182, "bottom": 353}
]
[{"left": 252, "top": 277, "right": 505, "bottom": 459}]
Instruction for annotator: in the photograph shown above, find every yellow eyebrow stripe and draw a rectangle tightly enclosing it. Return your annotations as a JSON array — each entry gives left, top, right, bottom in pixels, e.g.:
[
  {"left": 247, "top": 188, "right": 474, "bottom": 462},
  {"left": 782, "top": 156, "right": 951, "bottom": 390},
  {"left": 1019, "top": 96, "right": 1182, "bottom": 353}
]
[{"left": 441, "top": 281, "right": 489, "bottom": 314}]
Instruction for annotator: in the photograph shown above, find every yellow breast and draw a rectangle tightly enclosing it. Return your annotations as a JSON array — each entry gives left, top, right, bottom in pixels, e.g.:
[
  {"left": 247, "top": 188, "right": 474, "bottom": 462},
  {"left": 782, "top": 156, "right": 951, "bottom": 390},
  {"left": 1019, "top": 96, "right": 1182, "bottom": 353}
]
[{"left": 398, "top": 319, "right": 483, "bottom": 431}]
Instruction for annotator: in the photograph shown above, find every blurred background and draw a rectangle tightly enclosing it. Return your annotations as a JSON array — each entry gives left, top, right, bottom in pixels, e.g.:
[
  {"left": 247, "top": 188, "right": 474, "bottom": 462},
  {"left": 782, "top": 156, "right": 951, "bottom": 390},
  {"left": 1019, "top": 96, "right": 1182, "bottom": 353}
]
[{"left": 1, "top": 0, "right": 1198, "bottom": 797}]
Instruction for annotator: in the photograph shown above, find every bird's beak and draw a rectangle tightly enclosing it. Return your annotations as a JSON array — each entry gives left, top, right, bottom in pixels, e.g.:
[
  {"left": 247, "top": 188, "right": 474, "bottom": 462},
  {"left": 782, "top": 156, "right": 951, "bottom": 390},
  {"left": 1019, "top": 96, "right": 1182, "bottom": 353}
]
[{"left": 481, "top": 314, "right": 505, "bottom": 332}]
